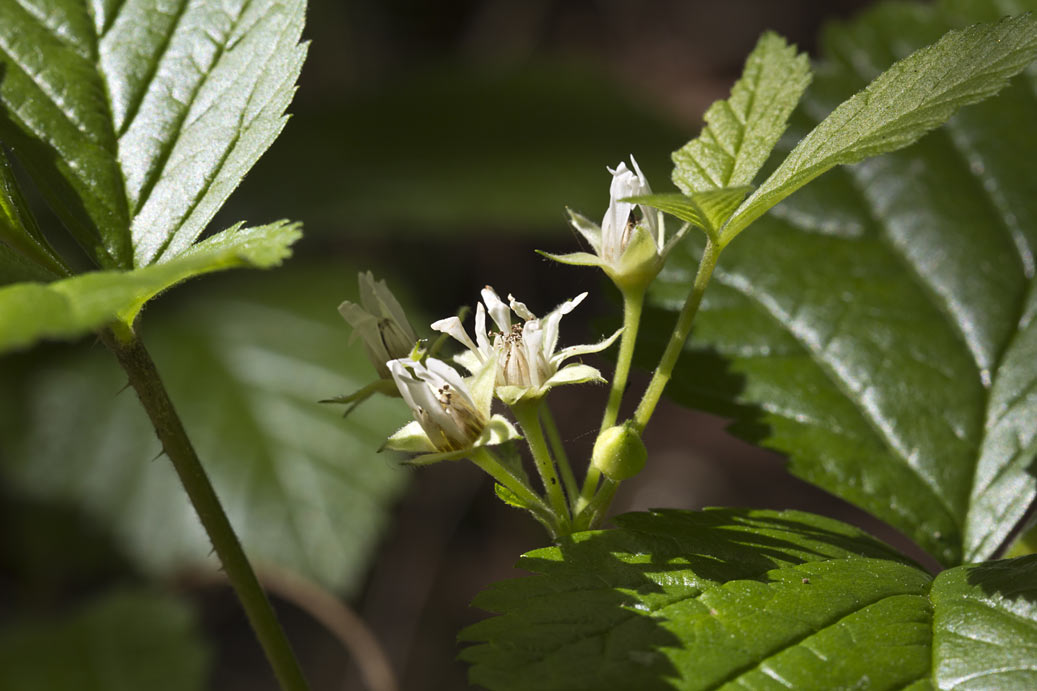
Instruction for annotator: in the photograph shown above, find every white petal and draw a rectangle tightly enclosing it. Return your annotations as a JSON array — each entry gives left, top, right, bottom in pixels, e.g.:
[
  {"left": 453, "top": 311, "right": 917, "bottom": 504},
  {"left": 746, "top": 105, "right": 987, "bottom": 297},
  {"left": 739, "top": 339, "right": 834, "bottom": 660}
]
[
  {"left": 431, "top": 316, "right": 479, "bottom": 353},
  {"left": 568, "top": 209, "right": 603, "bottom": 254},
  {"left": 508, "top": 294, "right": 537, "bottom": 321},
  {"left": 454, "top": 350, "right": 483, "bottom": 375},
  {"left": 540, "top": 292, "right": 586, "bottom": 356},
  {"left": 475, "top": 302, "right": 491, "bottom": 352},
  {"left": 357, "top": 271, "right": 378, "bottom": 312},
  {"left": 481, "top": 286, "right": 511, "bottom": 332}
]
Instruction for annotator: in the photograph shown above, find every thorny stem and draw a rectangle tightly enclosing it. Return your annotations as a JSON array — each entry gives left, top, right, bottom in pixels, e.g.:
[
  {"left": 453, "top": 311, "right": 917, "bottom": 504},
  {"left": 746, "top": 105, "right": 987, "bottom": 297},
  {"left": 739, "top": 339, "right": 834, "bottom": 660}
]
[
  {"left": 469, "top": 447, "right": 558, "bottom": 537},
  {"left": 599, "top": 287, "right": 645, "bottom": 433},
  {"left": 102, "top": 327, "right": 310, "bottom": 691},
  {"left": 511, "top": 399, "right": 572, "bottom": 534},
  {"left": 633, "top": 239, "right": 721, "bottom": 431},
  {"left": 540, "top": 402, "right": 578, "bottom": 506}
]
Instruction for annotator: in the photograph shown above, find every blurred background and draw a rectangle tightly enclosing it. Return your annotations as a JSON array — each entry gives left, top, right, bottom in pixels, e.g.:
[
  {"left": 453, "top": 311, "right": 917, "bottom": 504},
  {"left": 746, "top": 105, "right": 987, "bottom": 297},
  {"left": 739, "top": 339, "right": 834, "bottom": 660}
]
[{"left": 1, "top": 1, "right": 942, "bottom": 689}]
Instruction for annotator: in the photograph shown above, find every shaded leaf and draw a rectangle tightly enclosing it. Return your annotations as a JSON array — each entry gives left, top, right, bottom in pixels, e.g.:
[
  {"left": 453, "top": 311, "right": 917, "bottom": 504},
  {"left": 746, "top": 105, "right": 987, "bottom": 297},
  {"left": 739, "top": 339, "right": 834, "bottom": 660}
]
[
  {"left": 672, "top": 32, "right": 810, "bottom": 195},
  {"left": 722, "top": 11, "right": 1037, "bottom": 245},
  {"left": 931, "top": 555, "right": 1037, "bottom": 689},
  {"left": 0, "top": 0, "right": 307, "bottom": 268},
  {"left": 461, "top": 508, "right": 931, "bottom": 691},
  {"left": 646, "top": 1, "right": 1037, "bottom": 565},
  {"left": 0, "top": 220, "right": 300, "bottom": 355},
  {"left": 629, "top": 187, "right": 751, "bottom": 241},
  {"left": 0, "top": 148, "right": 65, "bottom": 278},
  {"left": 0, "top": 267, "right": 409, "bottom": 593},
  {"left": 0, "top": 589, "right": 209, "bottom": 691}
]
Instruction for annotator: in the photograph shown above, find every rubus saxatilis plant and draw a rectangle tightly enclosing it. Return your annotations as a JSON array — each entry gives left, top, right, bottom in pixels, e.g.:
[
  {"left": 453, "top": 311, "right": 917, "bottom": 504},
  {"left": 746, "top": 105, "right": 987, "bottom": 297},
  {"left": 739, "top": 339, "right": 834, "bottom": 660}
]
[{"left": 335, "top": 4, "right": 1037, "bottom": 689}]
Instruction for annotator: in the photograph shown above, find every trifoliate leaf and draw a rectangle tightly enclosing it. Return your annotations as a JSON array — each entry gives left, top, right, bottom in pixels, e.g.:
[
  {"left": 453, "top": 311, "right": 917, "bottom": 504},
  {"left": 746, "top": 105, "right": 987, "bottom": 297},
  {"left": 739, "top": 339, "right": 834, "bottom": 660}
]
[
  {"left": 462, "top": 509, "right": 932, "bottom": 691},
  {"left": 930, "top": 555, "right": 1037, "bottom": 689},
  {"left": 0, "top": 221, "right": 300, "bottom": 355},
  {"left": 0, "top": 267, "right": 408, "bottom": 593},
  {"left": 0, "top": 589, "right": 209, "bottom": 691},
  {"left": 722, "top": 11, "right": 1037, "bottom": 246},
  {"left": 647, "top": 1, "right": 1037, "bottom": 566},
  {"left": 671, "top": 32, "right": 810, "bottom": 195},
  {"left": 0, "top": 0, "right": 307, "bottom": 268}
]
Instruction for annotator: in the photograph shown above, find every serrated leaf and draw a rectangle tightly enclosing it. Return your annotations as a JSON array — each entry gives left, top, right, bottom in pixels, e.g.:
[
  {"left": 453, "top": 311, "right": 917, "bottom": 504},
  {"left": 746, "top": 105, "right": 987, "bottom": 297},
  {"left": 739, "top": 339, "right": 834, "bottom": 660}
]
[
  {"left": 0, "top": 267, "right": 409, "bottom": 593},
  {"left": 671, "top": 32, "right": 810, "bottom": 195},
  {"left": 647, "top": 2, "right": 1037, "bottom": 566},
  {"left": 0, "top": 589, "right": 209, "bottom": 691},
  {"left": 722, "top": 11, "right": 1037, "bottom": 246},
  {"left": 930, "top": 555, "right": 1037, "bottom": 689},
  {"left": 0, "top": 0, "right": 306, "bottom": 268},
  {"left": 461, "top": 508, "right": 932, "bottom": 691},
  {"left": 628, "top": 187, "right": 751, "bottom": 241},
  {"left": 0, "top": 220, "right": 300, "bottom": 354}
]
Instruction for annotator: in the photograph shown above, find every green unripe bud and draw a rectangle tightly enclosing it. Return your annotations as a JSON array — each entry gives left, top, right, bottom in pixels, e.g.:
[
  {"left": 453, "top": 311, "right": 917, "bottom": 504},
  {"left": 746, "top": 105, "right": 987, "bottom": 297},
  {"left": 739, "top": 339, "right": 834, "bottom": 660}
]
[{"left": 591, "top": 422, "right": 647, "bottom": 481}]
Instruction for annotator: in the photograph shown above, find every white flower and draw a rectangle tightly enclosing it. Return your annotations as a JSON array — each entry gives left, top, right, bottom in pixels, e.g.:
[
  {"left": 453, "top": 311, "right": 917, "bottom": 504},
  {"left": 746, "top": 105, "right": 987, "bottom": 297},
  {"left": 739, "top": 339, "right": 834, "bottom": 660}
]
[
  {"left": 431, "top": 286, "right": 621, "bottom": 405},
  {"left": 383, "top": 356, "right": 520, "bottom": 464},
  {"left": 339, "top": 271, "right": 417, "bottom": 378},
  {"left": 541, "top": 156, "right": 689, "bottom": 291}
]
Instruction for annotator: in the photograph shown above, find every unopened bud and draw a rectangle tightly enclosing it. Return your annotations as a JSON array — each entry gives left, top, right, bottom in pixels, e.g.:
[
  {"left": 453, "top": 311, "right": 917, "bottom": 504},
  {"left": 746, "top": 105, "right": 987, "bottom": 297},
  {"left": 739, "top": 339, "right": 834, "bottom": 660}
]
[{"left": 591, "top": 422, "right": 646, "bottom": 481}]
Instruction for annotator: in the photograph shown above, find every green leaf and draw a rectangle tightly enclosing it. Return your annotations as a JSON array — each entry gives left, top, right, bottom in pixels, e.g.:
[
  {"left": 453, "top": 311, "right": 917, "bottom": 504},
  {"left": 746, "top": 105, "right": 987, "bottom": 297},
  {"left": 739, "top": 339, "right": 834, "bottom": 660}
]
[
  {"left": 0, "top": 267, "right": 409, "bottom": 592},
  {"left": 0, "top": 149, "right": 66, "bottom": 278},
  {"left": 671, "top": 32, "right": 810, "bottom": 195},
  {"left": 0, "top": 0, "right": 307, "bottom": 269},
  {"left": 0, "top": 220, "right": 300, "bottom": 355},
  {"left": 628, "top": 187, "right": 751, "bottom": 241},
  {"left": 931, "top": 555, "right": 1037, "bottom": 689},
  {"left": 722, "top": 11, "right": 1037, "bottom": 246},
  {"left": 0, "top": 589, "right": 209, "bottom": 691},
  {"left": 647, "top": 2, "right": 1037, "bottom": 566},
  {"left": 461, "top": 508, "right": 932, "bottom": 691}
]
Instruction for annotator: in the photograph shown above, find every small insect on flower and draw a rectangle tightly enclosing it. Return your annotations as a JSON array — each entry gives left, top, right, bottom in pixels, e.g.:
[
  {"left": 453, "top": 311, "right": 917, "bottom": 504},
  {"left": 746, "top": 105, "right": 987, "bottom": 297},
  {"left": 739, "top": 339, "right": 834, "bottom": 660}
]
[{"left": 431, "top": 286, "right": 622, "bottom": 405}]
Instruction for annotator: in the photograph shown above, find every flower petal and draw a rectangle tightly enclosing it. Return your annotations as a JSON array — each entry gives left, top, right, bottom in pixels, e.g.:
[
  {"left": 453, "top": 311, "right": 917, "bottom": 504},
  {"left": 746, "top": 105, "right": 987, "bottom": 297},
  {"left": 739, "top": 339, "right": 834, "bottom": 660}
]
[
  {"left": 540, "top": 292, "right": 586, "bottom": 356},
  {"left": 454, "top": 350, "right": 483, "bottom": 375},
  {"left": 568, "top": 208, "right": 602, "bottom": 254},
  {"left": 431, "top": 315, "right": 479, "bottom": 353},
  {"left": 508, "top": 294, "right": 537, "bottom": 321},
  {"left": 481, "top": 286, "right": 511, "bottom": 332}
]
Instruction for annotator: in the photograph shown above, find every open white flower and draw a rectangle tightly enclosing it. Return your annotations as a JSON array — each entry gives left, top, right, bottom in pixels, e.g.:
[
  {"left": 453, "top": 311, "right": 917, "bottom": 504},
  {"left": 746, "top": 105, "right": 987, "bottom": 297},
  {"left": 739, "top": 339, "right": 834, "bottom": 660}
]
[
  {"left": 541, "top": 156, "right": 689, "bottom": 291},
  {"left": 339, "top": 271, "right": 417, "bottom": 378},
  {"left": 431, "top": 286, "right": 622, "bottom": 405},
  {"left": 383, "top": 356, "right": 520, "bottom": 464}
]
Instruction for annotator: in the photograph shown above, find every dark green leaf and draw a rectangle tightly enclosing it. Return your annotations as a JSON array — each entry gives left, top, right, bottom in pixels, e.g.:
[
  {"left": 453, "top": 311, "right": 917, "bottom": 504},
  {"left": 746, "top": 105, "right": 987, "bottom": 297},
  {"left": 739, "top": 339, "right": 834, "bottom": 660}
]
[
  {"left": 647, "top": 1, "right": 1037, "bottom": 565},
  {"left": 0, "top": 267, "right": 409, "bottom": 592},
  {"left": 461, "top": 508, "right": 931, "bottom": 691},
  {"left": 723, "top": 11, "right": 1037, "bottom": 245},
  {"left": 672, "top": 32, "right": 810, "bottom": 195},
  {"left": 629, "top": 187, "right": 751, "bottom": 241},
  {"left": 931, "top": 555, "right": 1037, "bottom": 689},
  {"left": 0, "top": 221, "right": 300, "bottom": 355},
  {"left": 0, "top": 589, "right": 209, "bottom": 691},
  {"left": 0, "top": 149, "right": 66, "bottom": 278},
  {"left": 0, "top": 0, "right": 306, "bottom": 268}
]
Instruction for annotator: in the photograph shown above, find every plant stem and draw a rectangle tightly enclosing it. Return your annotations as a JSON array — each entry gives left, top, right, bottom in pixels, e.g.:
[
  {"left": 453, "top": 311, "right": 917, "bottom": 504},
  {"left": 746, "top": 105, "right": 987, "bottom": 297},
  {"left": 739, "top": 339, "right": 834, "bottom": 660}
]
[
  {"left": 576, "top": 478, "right": 617, "bottom": 531},
  {"left": 540, "top": 402, "right": 578, "bottom": 506},
  {"left": 469, "top": 447, "right": 558, "bottom": 537},
  {"left": 511, "top": 399, "right": 571, "bottom": 533},
  {"left": 102, "top": 328, "right": 310, "bottom": 691},
  {"left": 600, "top": 287, "right": 645, "bottom": 433},
  {"left": 633, "top": 239, "right": 721, "bottom": 431},
  {"left": 575, "top": 465, "right": 600, "bottom": 518}
]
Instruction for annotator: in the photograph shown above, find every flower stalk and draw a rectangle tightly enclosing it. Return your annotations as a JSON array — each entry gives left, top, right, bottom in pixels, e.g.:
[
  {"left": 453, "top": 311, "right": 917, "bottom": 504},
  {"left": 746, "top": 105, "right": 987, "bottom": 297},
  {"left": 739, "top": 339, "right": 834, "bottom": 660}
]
[
  {"left": 511, "top": 399, "right": 572, "bottom": 534},
  {"left": 102, "top": 327, "right": 309, "bottom": 691}
]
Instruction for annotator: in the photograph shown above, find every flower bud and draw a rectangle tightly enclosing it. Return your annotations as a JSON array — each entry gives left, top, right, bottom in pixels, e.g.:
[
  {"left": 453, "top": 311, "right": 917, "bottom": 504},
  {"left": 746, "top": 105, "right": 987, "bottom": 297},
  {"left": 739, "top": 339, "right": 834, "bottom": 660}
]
[{"left": 591, "top": 422, "right": 647, "bottom": 481}]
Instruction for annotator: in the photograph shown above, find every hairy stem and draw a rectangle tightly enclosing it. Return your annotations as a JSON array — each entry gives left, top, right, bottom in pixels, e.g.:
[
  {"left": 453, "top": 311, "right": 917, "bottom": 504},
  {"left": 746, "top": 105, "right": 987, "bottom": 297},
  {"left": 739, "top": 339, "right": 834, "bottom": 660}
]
[
  {"left": 469, "top": 447, "right": 558, "bottom": 537},
  {"left": 540, "top": 402, "right": 578, "bottom": 506},
  {"left": 633, "top": 240, "right": 720, "bottom": 431},
  {"left": 600, "top": 287, "right": 645, "bottom": 433},
  {"left": 511, "top": 399, "right": 572, "bottom": 533},
  {"left": 102, "top": 328, "right": 310, "bottom": 691}
]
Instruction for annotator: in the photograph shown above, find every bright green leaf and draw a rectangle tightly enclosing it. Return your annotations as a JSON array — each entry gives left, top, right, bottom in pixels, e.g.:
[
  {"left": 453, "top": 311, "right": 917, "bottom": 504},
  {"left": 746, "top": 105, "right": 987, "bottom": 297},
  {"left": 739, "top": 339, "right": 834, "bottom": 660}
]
[
  {"left": 0, "top": 0, "right": 307, "bottom": 268},
  {"left": 722, "top": 11, "right": 1037, "bottom": 246},
  {"left": 0, "top": 267, "right": 409, "bottom": 593},
  {"left": 0, "top": 589, "right": 209, "bottom": 691},
  {"left": 931, "top": 556, "right": 1037, "bottom": 689},
  {"left": 461, "top": 508, "right": 931, "bottom": 691},
  {"left": 671, "top": 32, "right": 810, "bottom": 195},
  {"left": 647, "top": 1, "right": 1037, "bottom": 566},
  {"left": 0, "top": 220, "right": 300, "bottom": 355},
  {"left": 628, "top": 187, "right": 751, "bottom": 241}
]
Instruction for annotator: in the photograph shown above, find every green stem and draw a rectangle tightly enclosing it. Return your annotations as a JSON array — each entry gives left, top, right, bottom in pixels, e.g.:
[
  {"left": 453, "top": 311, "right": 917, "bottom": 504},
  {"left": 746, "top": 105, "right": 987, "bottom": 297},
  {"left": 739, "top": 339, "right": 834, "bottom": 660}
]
[
  {"left": 575, "top": 465, "right": 600, "bottom": 518},
  {"left": 469, "top": 447, "right": 558, "bottom": 537},
  {"left": 102, "top": 328, "right": 310, "bottom": 691},
  {"left": 633, "top": 239, "right": 720, "bottom": 431},
  {"left": 540, "top": 403, "right": 578, "bottom": 506},
  {"left": 511, "top": 400, "right": 571, "bottom": 533},
  {"left": 577, "top": 478, "right": 618, "bottom": 531},
  {"left": 600, "top": 287, "right": 645, "bottom": 433}
]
